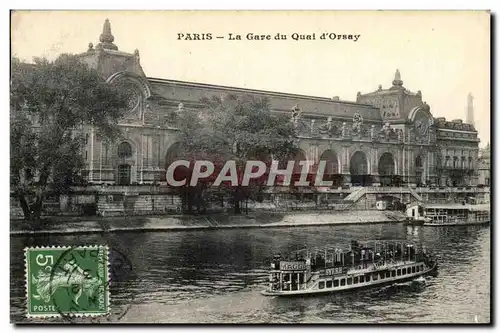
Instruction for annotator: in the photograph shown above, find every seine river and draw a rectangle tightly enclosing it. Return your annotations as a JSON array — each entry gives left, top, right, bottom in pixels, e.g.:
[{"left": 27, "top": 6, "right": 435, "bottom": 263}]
[{"left": 11, "top": 223, "right": 490, "bottom": 324}]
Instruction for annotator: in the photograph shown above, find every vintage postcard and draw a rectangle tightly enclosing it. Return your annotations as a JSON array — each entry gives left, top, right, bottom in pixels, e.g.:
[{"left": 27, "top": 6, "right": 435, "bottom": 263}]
[{"left": 10, "top": 10, "right": 491, "bottom": 324}]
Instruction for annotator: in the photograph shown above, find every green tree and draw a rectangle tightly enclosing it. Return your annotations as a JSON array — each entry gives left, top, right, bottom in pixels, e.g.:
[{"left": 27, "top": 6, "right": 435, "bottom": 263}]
[
  {"left": 10, "top": 55, "right": 128, "bottom": 223},
  {"left": 175, "top": 94, "right": 298, "bottom": 214}
]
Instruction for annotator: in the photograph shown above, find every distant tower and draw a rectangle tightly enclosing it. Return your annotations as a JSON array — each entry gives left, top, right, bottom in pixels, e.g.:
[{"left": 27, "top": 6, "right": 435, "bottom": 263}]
[{"left": 466, "top": 93, "right": 475, "bottom": 127}]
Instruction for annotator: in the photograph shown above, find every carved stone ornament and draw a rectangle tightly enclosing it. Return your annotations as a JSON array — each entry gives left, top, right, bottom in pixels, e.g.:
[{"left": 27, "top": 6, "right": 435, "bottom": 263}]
[
  {"left": 318, "top": 117, "right": 332, "bottom": 136},
  {"left": 317, "top": 117, "right": 342, "bottom": 138},
  {"left": 341, "top": 122, "right": 348, "bottom": 137},
  {"left": 370, "top": 125, "right": 377, "bottom": 140},
  {"left": 310, "top": 119, "right": 317, "bottom": 136},
  {"left": 177, "top": 102, "right": 185, "bottom": 113},
  {"left": 378, "top": 122, "right": 398, "bottom": 140},
  {"left": 351, "top": 112, "right": 364, "bottom": 135},
  {"left": 291, "top": 104, "right": 302, "bottom": 121},
  {"left": 397, "top": 129, "right": 403, "bottom": 142},
  {"left": 125, "top": 87, "right": 141, "bottom": 113}
]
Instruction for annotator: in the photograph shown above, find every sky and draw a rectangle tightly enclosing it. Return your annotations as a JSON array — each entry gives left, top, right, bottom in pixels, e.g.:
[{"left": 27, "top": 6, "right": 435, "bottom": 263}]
[{"left": 10, "top": 10, "right": 491, "bottom": 146}]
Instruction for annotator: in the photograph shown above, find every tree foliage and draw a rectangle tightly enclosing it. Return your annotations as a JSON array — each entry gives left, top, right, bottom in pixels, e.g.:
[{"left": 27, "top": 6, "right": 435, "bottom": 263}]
[
  {"left": 174, "top": 94, "right": 298, "bottom": 213},
  {"left": 10, "top": 54, "right": 128, "bottom": 221}
]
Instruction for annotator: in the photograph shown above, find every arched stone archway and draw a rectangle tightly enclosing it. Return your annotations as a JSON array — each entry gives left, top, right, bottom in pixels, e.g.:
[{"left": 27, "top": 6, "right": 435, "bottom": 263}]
[
  {"left": 378, "top": 152, "right": 396, "bottom": 186},
  {"left": 349, "top": 151, "right": 370, "bottom": 186},
  {"left": 319, "top": 149, "right": 341, "bottom": 186},
  {"left": 319, "top": 150, "right": 339, "bottom": 174},
  {"left": 116, "top": 140, "right": 136, "bottom": 185},
  {"left": 415, "top": 154, "right": 425, "bottom": 186},
  {"left": 291, "top": 149, "right": 308, "bottom": 175},
  {"left": 164, "top": 142, "right": 183, "bottom": 170}
]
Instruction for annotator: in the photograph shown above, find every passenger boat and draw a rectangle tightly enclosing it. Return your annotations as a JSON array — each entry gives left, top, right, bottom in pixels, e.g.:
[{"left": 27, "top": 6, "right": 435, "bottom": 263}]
[
  {"left": 407, "top": 203, "right": 490, "bottom": 227},
  {"left": 261, "top": 240, "right": 438, "bottom": 296}
]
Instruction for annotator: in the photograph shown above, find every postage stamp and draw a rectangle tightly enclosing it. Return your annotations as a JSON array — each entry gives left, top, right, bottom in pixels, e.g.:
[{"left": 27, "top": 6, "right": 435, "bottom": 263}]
[{"left": 24, "top": 246, "right": 110, "bottom": 318}]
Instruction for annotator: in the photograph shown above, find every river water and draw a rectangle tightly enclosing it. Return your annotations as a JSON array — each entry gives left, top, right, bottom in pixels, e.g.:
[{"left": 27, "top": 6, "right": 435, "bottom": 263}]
[{"left": 10, "top": 223, "right": 490, "bottom": 324}]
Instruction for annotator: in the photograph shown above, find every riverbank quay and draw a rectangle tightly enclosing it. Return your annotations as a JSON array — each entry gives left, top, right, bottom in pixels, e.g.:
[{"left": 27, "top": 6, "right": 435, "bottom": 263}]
[{"left": 10, "top": 210, "right": 406, "bottom": 236}]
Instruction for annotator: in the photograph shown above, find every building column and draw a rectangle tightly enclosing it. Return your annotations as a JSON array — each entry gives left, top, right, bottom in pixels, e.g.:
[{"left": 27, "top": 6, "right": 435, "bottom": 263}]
[
  {"left": 309, "top": 144, "right": 319, "bottom": 165},
  {"left": 371, "top": 148, "right": 380, "bottom": 187},
  {"left": 397, "top": 147, "right": 402, "bottom": 184},
  {"left": 89, "top": 127, "right": 94, "bottom": 182},
  {"left": 408, "top": 148, "right": 416, "bottom": 186},
  {"left": 147, "top": 135, "right": 154, "bottom": 183},
  {"left": 99, "top": 140, "right": 103, "bottom": 182},
  {"left": 401, "top": 146, "right": 407, "bottom": 184},
  {"left": 140, "top": 134, "right": 144, "bottom": 183},
  {"left": 341, "top": 145, "right": 350, "bottom": 185},
  {"left": 427, "top": 151, "right": 435, "bottom": 186},
  {"left": 147, "top": 135, "right": 152, "bottom": 169}
]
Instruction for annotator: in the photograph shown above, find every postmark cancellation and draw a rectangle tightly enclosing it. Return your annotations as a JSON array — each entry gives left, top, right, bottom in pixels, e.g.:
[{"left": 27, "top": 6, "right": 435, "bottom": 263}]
[{"left": 24, "top": 245, "right": 110, "bottom": 318}]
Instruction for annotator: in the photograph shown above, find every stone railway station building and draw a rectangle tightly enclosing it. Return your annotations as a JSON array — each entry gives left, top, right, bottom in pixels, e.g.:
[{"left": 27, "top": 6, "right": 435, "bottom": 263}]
[
  {"left": 10, "top": 20, "right": 488, "bottom": 218},
  {"left": 80, "top": 20, "right": 480, "bottom": 188}
]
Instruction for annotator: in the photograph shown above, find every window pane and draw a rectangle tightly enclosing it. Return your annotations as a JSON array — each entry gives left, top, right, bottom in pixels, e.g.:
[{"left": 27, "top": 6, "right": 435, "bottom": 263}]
[
  {"left": 118, "top": 142, "right": 133, "bottom": 158},
  {"left": 118, "top": 165, "right": 131, "bottom": 185}
]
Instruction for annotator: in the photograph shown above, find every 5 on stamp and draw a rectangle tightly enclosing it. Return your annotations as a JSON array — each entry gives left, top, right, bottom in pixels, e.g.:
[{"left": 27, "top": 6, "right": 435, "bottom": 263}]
[{"left": 25, "top": 245, "right": 110, "bottom": 318}]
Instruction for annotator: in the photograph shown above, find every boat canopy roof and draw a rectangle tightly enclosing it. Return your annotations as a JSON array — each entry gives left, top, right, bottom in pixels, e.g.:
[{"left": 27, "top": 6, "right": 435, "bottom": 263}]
[
  {"left": 285, "top": 239, "right": 421, "bottom": 258},
  {"left": 424, "top": 203, "right": 490, "bottom": 211}
]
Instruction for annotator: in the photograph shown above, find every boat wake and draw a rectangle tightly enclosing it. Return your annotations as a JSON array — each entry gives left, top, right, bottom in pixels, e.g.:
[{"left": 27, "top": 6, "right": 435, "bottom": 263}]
[{"left": 373, "top": 277, "right": 427, "bottom": 296}]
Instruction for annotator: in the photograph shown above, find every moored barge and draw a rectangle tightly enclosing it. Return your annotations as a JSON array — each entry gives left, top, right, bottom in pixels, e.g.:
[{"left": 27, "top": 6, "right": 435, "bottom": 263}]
[
  {"left": 261, "top": 240, "right": 438, "bottom": 296},
  {"left": 406, "top": 203, "right": 490, "bottom": 226}
]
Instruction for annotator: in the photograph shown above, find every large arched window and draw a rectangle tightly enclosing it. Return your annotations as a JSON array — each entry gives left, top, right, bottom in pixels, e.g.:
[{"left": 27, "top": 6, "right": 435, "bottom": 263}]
[
  {"left": 415, "top": 156, "right": 423, "bottom": 168},
  {"left": 350, "top": 151, "right": 370, "bottom": 186},
  {"left": 378, "top": 152, "right": 396, "bottom": 187},
  {"left": 319, "top": 150, "right": 339, "bottom": 175},
  {"left": 118, "top": 142, "right": 133, "bottom": 158}
]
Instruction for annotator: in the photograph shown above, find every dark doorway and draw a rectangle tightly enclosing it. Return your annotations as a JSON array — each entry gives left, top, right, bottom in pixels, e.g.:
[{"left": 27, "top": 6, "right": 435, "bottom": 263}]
[
  {"left": 350, "top": 151, "right": 371, "bottom": 186},
  {"left": 118, "top": 164, "right": 131, "bottom": 185},
  {"left": 378, "top": 152, "right": 396, "bottom": 186},
  {"left": 319, "top": 149, "right": 341, "bottom": 187}
]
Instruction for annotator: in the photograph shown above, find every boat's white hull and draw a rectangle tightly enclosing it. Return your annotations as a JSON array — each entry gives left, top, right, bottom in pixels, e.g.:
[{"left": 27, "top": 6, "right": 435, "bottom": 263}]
[{"left": 261, "top": 263, "right": 437, "bottom": 297}]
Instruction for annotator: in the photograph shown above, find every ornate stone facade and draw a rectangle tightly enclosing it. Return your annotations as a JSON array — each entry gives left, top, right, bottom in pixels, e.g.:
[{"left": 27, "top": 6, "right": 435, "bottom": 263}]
[
  {"left": 79, "top": 20, "right": 481, "bottom": 187},
  {"left": 477, "top": 144, "right": 490, "bottom": 186}
]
